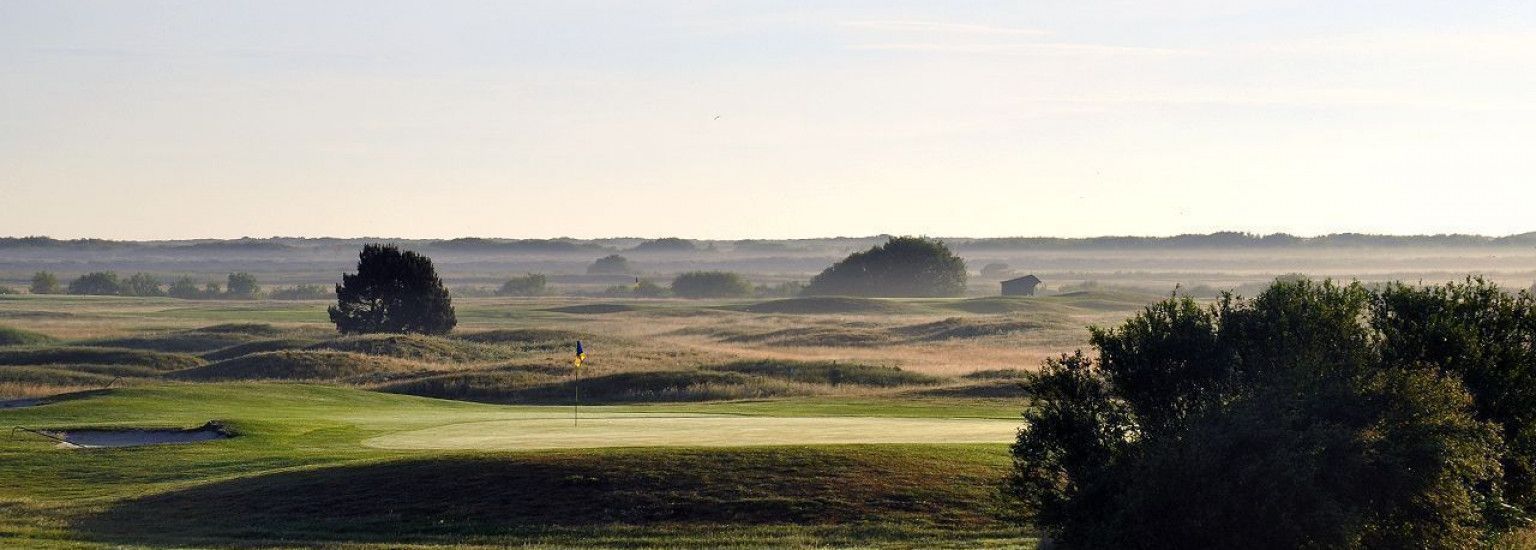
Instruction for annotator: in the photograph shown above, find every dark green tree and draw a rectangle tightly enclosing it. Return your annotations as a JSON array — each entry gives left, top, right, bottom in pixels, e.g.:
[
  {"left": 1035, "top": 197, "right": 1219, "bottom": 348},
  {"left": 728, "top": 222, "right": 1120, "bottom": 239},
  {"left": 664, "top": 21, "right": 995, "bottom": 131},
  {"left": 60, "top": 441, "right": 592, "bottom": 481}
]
[
  {"left": 803, "top": 236, "right": 967, "bottom": 297},
  {"left": 587, "top": 254, "right": 633, "bottom": 274},
  {"left": 496, "top": 274, "right": 548, "bottom": 296},
  {"left": 167, "top": 277, "right": 203, "bottom": 299},
  {"left": 29, "top": 271, "right": 59, "bottom": 294},
  {"left": 225, "top": 272, "right": 261, "bottom": 299},
  {"left": 670, "top": 271, "right": 752, "bottom": 298},
  {"left": 1011, "top": 278, "right": 1526, "bottom": 549},
  {"left": 67, "top": 272, "right": 121, "bottom": 295},
  {"left": 328, "top": 244, "right": 456, "bottom": 335},
  {"left": 121, "top": 273, "right": 164, "bottom": 297}
]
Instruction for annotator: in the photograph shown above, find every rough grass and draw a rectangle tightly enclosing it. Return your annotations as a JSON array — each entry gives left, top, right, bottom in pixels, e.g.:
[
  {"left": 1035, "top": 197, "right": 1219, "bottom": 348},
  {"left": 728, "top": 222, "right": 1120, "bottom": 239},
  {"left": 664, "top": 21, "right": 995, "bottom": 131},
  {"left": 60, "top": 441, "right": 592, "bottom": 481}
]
[
  {"left": 421, "top": 370, "right": 821, "bottom": 404},
  {"left": 169, "top": 350, "right": 428, "bottom": 382},
  {"left": 963, "top": 368, "right": 1030, "bottom": 380},
  {"left": 201, "top": 337, "right": 321, "bottom": 361},
  {"left": 0, "top": 326, "right": 57, "bottom": 347},
  {"left": 719, "top": 326, "right": 894, "bottom": 347},
  {"left": 0, "top": 347, "right": 205, "bottom": 370},
  {"left": 307, "top": 334, "right": 516, "bottom": 363},
  {"left": 737, "top": 297, "right": 918, "bottom": 315},
  {"left": 81, "top": 332, "right": 255, "bottom": 353},
  {"left": 906, "top": 381, "right": 1030, "bottom": 399},
  {"left": 375, "top": 369, "right": 561, "bottom": 402},
  {"left": 0, "top": 366, "right": 125, "bottom": 392},
  {"left": 544, "top": 303, "right": 637, "bottom": 314},
  {"left": 938, "top": 297, "right": 1067, "bottom": 315},
  {"left": 896, "top": 317, "right": 1049, "bottom": 341},
  {"left": 708, "top": 360, "right": 942, "bottom": 387},
  {"left": 454, "top": 328, "right": 589, "bottom": 351}
]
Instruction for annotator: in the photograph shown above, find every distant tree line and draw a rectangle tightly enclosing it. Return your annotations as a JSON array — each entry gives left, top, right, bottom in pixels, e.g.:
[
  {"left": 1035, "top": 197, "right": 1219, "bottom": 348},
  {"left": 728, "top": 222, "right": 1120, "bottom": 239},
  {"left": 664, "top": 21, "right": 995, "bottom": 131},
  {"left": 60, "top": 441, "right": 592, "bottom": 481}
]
[{"left": 27, "top": 270, "right": 268, "bottom": 299}]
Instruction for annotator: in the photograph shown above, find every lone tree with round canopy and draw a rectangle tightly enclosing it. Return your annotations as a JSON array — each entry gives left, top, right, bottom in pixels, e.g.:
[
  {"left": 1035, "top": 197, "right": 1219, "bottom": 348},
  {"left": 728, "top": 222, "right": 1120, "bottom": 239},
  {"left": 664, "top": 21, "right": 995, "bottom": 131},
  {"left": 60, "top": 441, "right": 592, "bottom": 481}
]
[
  {"left": 803, "top": 236, "right": 967, "bottom": 297},
  {"left": 329, "top": 244, "right": 456, "bottom": 335}
]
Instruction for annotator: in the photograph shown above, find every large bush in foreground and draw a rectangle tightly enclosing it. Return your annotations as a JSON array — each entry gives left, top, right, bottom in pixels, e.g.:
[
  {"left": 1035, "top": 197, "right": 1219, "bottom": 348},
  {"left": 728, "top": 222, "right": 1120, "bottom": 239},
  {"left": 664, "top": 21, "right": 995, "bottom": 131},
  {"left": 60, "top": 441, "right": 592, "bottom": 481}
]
[
  {"left": 803, "top": 236, "right": 966, "bottom": 297},
  {"left": 1011, "top": 278, "right": 1533, "bottom": 549},
  {"left": 329, "top": 244, "right": 456, "bottom": 335}
]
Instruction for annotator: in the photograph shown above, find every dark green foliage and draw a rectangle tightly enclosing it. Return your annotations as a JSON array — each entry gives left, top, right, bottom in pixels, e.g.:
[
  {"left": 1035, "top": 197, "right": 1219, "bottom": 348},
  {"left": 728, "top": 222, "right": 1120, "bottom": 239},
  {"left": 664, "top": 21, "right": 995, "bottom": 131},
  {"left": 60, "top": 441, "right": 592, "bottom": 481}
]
[
  {"left": 166, "top": 277, "right": 205, "bottom": 299},
  {"left": 633, "top": 278, "right": 666, "bottom": 297},
  {"left": 670, "top": 271, "right": 753, "bottom": 298},
  {"left": 225, "top": 272, "right": 261, "bottom": 299},
  {"left": 68, "top": 272, "right": 121, "bottom": 295},
  {"left": 587, "top": 254, "right": 632, "bottom": 274},
  {"left": 497, "top": 274, "right": 548, "bottom": 296},
  {"left": 629, "top": 237, "right": 695, "bottom": 252},
  {"left": 1011, "top": 278, "right": 1528, "bottom": 549},
  {"left": 0, "top": 326, "right": 57, "bottom": 346},
  {"left": 30, "top": 271, "right": 60, "bottom": 294},
  {"left": 708, "top": 360, "right": 940, "bottom": 387},
  {"left": 804, "top": 236, "right": 967, "bottom": 297},
  {"left": 328, "top": 244, "right": 456, "bottom": 335},
  {"left": 121, "top": 273, "right": 164, "bottom": 297},
  {"left": 268, "top": 284, "right": 332, "bottom": 300}
]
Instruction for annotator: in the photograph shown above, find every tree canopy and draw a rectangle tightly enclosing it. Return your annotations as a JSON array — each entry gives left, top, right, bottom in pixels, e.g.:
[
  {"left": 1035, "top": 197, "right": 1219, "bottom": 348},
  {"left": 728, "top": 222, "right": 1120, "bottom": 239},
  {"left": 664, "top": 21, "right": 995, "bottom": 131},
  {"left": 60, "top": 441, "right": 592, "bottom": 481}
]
[
  {"left": 1010, "top": 278, "right": 1535, "bottom": 548},
  {"left": 670, "top": 271, "right": 752, "bottom": 298},
  {"left": 587, "top": 254, "right": 633, "bottom": 275},
  {"left": 803, "top": 236, "right": 967, "bottom": 297},
  {"left": 328, "top": 244, "right": 456, "bottom": 335}
]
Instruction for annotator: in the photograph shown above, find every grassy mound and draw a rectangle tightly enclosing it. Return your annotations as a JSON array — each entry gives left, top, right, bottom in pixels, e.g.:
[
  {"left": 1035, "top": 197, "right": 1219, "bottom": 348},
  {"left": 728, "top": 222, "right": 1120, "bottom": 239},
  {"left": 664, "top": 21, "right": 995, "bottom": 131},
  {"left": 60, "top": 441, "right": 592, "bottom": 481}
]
[
  {"left": 0, "top": 366, "right": 124, "bottom": 389},
  {"left": 0, "top": 347, "right": 205, "bottom": 370},
  {"left": 907, "top": 381, "right": 1030, "bottom": 399},
  {"left": 376, "top": 369, "right": 563, "bottom": 402},
  {"left": 939, "top": 296, "right": 1065, "bottom": 315},
  {"left": 76, "top": 446, "right": 1013, "bottom": 545},
  {"left": 455, "top": 328, "right": 587, "bottom": 350},
  {"left": 201, "top": 338, "right": 321, "bottom": 361},
  {"left": 737, "top": 297, "right": 916, "bottom": 315},
  {"left": 170, "top": 351, "right": 424, "bottom": 382},
  {"left": 0, "top": 326, "right": 56, "bottom": 347},
  {"left": 708, "top": 360, "right": 941, "bottom": 387},
  {"left": 472, "top": 370, "right": 818, "bottom": 404},
  {"left": 191, "top": 323, "right": 292, "bottom": 336},
  {"left": 307, "top": 334, "right": 514, "bottom": 363},
  {"left": 895, "top": 317, "right": 1046, "bottom": 341},
  {"left": 962, "top": 368, "right": 1030, "bottom": 380},
  {"left": 543, "top": 303, "right": 637, "bottom": 314},
  {"left": 719, "top": 327, "right": 892, "bottom": 347},
  {"left": 83, "top": 332, "right": 255, "bottom": 353}
]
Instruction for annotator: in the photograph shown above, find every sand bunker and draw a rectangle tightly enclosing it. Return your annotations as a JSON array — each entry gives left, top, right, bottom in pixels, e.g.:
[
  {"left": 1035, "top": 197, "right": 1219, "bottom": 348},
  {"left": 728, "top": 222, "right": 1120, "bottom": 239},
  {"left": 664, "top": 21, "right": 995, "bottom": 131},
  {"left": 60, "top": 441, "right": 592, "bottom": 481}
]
[{"left": 38, "top": 422, "right": 233, "bottom": 449}]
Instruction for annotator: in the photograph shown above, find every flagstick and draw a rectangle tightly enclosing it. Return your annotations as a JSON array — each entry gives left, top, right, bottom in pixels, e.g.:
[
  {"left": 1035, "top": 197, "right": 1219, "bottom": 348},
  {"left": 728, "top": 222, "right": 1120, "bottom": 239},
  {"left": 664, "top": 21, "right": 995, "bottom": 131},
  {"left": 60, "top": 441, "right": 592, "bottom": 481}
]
[{"left": 574, "top": 364, "right": 580, "bottom": 427}]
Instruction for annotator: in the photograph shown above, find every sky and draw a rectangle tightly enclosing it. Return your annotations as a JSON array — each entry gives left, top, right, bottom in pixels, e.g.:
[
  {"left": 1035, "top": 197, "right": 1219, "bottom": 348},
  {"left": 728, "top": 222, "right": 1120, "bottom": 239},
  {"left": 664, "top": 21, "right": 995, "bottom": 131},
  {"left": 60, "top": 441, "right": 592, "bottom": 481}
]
[{"left": 2, "top": 1, "right": 1534, "bottom": 240}]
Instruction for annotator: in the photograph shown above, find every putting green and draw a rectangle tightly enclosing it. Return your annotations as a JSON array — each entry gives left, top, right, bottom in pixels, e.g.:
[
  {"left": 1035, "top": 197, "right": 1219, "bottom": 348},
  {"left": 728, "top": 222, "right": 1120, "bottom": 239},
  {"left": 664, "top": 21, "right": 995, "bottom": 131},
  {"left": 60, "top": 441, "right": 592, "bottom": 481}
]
[{"left": 364, "top": 413, "right": 1020, "bottom": 450}]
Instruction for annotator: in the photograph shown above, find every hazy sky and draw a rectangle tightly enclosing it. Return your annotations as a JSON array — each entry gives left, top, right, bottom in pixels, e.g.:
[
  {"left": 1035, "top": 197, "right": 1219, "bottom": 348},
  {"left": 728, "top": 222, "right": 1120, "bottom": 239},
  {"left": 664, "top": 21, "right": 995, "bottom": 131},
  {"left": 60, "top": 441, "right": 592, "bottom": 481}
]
[{"left": 3, "top": 1, "right": 1534, "bottom": 239}]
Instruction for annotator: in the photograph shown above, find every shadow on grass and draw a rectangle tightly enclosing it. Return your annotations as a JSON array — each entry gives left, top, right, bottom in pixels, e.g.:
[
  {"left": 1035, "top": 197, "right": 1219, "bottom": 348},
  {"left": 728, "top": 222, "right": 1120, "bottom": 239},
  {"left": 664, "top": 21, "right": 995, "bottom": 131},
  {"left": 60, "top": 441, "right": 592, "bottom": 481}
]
[{"left": 74, "top": 447, "right": 1012, "bottom": 547}]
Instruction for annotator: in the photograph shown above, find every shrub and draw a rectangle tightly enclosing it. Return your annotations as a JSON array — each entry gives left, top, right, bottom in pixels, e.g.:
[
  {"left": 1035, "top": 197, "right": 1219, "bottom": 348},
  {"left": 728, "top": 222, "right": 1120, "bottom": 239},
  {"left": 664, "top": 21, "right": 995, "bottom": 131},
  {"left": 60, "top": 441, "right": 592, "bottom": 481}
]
[
  {"left": 497, "top": 274, "right": 548, "bottom": 296},
  {"left": 225, "top": 272, "right": 261, "bottom": 299},
  {"left": 670, "top": 271, "right": 753, "bottom": 299},
  {"left": 30, "top": 271, "right": 60, "bottom": 295},
  {"left": 629, "top": 238, "right": 695, "bottom": 252},
  {"left": 67, "top": 272, "right": 121, "bottom": 295},
  {"left": 121, "top": 273, "right": 164, "bottom": 297},
  {"left": 329, "top": 244, "right": 456, "bottom": 335},
  {"left": 269, "top": 284, "right": 333, "bottom": 300},
  {"left": 167, "top": 277, "right": 205, "bottom": 299},
  {"left": 1009, "top": 278, "right": 1529, "bottom": 548},
  {"left": 587, "top": 254, "right": 632, "bottom": 274},
  {"left": 0, "top": 285, "right": 16, "bottom": 295},
  {"left": 803, "top": 236, "right": 966, "bottom": 297}
]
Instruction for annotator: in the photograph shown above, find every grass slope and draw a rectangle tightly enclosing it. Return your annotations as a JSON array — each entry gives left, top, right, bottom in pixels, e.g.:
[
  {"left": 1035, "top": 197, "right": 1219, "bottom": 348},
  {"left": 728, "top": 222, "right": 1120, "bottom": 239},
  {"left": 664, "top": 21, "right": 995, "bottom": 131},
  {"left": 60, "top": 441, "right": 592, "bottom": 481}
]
[
  {"left": 0, "top": 383, "right": 1033, "bottom": 548},
  {"left": 0, "top": 326, "right": 57, "bottom": 347}
]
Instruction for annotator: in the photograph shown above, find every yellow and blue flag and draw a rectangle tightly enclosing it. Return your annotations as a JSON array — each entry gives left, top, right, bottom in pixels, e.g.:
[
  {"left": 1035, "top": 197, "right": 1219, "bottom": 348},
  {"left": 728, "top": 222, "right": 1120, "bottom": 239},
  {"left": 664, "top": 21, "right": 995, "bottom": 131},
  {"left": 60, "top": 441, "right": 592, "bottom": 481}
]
[{"left": 573, "top": 340, "right": 586, "bottom": 369}]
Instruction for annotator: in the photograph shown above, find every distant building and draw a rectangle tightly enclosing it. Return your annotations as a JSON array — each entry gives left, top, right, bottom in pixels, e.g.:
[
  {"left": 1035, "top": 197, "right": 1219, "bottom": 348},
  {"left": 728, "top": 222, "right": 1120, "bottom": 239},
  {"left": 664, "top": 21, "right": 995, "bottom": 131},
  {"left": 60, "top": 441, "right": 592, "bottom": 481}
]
[{"left": 1001, "top": 275, "right": 1042, "bottom": 296}]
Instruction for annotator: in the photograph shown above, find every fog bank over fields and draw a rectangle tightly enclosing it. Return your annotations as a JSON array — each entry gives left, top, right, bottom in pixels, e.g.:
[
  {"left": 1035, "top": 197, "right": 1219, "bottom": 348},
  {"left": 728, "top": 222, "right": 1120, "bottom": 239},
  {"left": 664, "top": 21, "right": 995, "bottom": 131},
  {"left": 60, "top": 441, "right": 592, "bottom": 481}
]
[{"left": 5, "top": 233, "right": 1535, "bottom": 296}]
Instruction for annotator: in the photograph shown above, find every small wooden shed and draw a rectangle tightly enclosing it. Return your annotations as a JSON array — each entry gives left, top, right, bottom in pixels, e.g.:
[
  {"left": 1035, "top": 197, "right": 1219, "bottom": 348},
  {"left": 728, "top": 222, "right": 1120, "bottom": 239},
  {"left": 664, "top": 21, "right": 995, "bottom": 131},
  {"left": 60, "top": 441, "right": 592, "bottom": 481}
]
[{"left": 1001, "top": 275, "right": 1042, "bottom": 296}]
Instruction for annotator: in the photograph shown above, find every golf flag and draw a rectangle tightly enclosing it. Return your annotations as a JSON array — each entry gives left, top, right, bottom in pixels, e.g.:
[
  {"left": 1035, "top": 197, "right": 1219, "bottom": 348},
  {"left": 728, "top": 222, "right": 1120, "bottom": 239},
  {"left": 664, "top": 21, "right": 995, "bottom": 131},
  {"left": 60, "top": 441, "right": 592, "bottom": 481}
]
[{"left": 573, "top": 340, "right": 586, "bottom": 369}]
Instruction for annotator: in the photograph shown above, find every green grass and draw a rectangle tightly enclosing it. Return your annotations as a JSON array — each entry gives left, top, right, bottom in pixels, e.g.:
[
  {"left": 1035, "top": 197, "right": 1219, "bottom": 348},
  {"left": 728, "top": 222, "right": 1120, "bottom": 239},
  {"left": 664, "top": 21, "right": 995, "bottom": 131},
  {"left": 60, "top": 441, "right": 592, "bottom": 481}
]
[
  {"left": 0, "top": 383, "right": 1034, "bottom": 548},
  {"left": 0, "top": 326, "right": 58, "bottom": 347}
]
